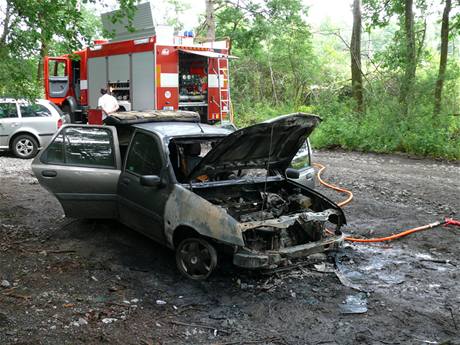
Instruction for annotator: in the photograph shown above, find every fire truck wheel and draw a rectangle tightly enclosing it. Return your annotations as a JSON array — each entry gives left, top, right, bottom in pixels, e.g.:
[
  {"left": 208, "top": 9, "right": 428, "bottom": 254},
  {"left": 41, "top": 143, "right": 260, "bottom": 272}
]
[{"left": 12, "top": 134, "right": 38, "bottom": 159}]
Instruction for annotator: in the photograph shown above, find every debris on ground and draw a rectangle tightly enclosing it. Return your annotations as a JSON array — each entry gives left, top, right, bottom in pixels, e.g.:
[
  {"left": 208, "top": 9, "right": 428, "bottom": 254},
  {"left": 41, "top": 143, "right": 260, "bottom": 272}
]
[
  {"left": 0, "top": 151, "right": 458, "bottom": 344},
  {"left": 340, "top": 293, "right": 368, "bottom": 314},
  {"left": 1, "top": 280, "right": 11, "bottom": 288}
]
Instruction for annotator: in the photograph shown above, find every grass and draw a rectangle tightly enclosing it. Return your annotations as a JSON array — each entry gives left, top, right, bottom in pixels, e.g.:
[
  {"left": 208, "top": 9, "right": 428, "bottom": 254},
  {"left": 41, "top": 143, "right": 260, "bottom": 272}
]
[{"left": 232, "top": 95, "right": 460, "bottom": 161}]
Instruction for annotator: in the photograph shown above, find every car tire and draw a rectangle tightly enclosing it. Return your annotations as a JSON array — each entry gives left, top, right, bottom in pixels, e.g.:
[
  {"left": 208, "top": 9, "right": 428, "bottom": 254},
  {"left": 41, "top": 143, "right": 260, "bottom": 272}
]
[
  {"left": 175, "top": 237, "right": 218, "bottom": 280},
  {"left": 62, "top": 104, "right": 75, "bottom": 123},
  {"left": 12, "top": 134, "right": 39, "bottom": 159}
]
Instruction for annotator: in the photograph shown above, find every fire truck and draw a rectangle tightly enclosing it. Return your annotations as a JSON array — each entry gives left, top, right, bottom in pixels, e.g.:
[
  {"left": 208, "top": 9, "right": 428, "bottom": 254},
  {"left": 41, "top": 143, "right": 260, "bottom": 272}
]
[{"left": 44, "top": 3, "right": 235, "bottom": 124}]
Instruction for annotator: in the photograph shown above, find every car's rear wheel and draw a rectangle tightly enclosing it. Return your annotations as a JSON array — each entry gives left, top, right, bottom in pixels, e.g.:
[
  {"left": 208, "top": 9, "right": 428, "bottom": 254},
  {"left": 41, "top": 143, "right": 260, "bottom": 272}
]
[
  {"left": 175, "top": 237, "right": 217, "bottom": 280},
  {"left": 12, "top": 134, "right": 38, "bottom": 159}
]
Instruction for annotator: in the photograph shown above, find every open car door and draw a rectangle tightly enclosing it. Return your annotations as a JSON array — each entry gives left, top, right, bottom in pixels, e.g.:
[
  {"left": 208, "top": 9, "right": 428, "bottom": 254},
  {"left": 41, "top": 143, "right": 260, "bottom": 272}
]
[
  {"left": 45, "top": 57, "right": 70, "bottom": 100},
  {"left": 32, "top": 125, "right": 122, "bottom": 219}
]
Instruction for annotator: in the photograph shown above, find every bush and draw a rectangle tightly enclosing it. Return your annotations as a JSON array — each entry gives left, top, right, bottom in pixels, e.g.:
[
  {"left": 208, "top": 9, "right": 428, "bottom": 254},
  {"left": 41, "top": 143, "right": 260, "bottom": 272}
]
[{"left": 232, "top": 80, "right": 460, "bottom": 161}]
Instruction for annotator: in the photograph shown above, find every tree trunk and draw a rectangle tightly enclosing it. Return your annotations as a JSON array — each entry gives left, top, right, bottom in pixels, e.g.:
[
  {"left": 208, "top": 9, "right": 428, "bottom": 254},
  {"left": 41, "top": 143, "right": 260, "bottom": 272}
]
[
  {"left": 434, "top": 0, "right": 451, "bottom": 115},
  {"left": 350, "top": 0, "right": 364, "bottom": 113},
  {"left": 37, "top": 38, "right": 48, "bottom": 82},
  {"left": 205, "top": 0, "right": 216, "bottom": 41},
  {"left": 400, "top": 0, "right": 416, "bottom": 116},
  {"left": 268, "top": 58, "right": 279, "bottom": 105},
  {"left": 0, "top": 0, "right": 12, "bottom": 47}
]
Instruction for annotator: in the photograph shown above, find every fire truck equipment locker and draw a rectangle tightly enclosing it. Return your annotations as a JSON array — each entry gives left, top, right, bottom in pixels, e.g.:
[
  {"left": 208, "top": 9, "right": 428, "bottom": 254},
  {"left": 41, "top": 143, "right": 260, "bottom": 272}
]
[
  {"left": 87, "top": 57, "right": 107, "bottom": 109},
  {"left": 132, "top": 52, "right": 155, "bottom": 110}
]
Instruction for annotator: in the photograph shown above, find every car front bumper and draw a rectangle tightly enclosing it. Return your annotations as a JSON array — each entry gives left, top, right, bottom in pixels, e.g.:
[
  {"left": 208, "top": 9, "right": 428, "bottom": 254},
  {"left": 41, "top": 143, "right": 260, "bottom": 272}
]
[{"left": 233, "top": 234, "right": 345, "bottom": 269}]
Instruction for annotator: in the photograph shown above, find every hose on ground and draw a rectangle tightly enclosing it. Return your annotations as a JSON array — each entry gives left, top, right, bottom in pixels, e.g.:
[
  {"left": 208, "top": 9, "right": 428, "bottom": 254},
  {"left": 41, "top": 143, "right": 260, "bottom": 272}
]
[{"left": 312, "top": 163, "right": 460, "bottom": 242}]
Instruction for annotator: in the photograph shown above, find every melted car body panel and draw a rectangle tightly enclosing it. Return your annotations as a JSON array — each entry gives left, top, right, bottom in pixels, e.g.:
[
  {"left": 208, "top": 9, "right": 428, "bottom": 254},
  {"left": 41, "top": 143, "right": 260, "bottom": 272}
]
[{"left": 164, "top": 184, "right": 244, "bottom": 248}]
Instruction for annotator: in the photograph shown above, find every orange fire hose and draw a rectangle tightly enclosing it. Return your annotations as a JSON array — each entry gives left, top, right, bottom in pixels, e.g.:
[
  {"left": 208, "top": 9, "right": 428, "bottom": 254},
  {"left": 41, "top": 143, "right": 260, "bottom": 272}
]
[{"left": 313, "top": 163, "right": 460, "bottom": 242}]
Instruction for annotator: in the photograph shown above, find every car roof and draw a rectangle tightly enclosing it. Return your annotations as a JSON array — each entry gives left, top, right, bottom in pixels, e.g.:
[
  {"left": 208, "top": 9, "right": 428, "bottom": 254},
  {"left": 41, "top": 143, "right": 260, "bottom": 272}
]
[
  {"left": 132, "top": 121, "right": 232, "bottom": 139},
  {"left": 0, "top": 98, "right": 18, "bottom": 102},
  {"left": 0, "top": 98, "right": 50, "bottom": 104}
]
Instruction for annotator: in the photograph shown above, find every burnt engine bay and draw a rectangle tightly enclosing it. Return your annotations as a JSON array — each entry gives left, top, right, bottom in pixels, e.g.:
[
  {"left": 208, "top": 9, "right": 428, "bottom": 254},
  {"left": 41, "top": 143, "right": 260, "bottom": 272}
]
[{"left": 194, "top": 182, "right": 340, "bottom": 252}]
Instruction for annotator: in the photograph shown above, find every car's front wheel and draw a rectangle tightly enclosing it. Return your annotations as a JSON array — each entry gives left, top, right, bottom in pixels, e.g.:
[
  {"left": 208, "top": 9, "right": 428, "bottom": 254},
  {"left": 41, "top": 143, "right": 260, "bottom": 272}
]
[
  {"left": 12, "top": 134, "right": 38, "bottom": 159},
  {"left": 175, "top": 237, "right": 218, "bottom": 280}
]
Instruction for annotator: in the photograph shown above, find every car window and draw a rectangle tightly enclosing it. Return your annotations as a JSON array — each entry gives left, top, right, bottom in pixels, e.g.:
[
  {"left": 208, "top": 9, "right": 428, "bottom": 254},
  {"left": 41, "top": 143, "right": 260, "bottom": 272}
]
[
  {"left": 126, "top": 132, "right": 163, "bottom": 176},
  {"left": 41, "top": 127, "right": 115, "bottom": 168},
  {"left": 20, "top": 103, "right": 52, "bottom": 118},
  {"left": 43, "top": 133, "right": 64, "bottom": 164},
  {"left": 0, "top": 103, "right": 18, "bottom": 119},
  {"left": 48, "top": 60, "right": 67, "bottom": 77},
  {"left": 291, "top": 142, "right": 311, "bottom": 169},
  {"left": 291, "top": 154, "right": 310, "bottom": 169}
]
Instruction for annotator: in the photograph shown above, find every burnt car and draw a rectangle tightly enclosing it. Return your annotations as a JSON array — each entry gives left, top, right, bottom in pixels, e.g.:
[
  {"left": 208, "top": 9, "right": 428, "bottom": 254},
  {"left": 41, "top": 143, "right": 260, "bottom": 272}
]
[{"left": 32, "top": 111, "right": 346, "bottom": 280}]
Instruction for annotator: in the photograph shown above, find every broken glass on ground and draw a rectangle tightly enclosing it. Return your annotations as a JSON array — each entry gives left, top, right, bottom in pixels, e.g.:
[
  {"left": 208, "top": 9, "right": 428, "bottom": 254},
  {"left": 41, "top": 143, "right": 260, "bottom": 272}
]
[{"left": 340, "top": 293, "right": 368, "bottom": 314}]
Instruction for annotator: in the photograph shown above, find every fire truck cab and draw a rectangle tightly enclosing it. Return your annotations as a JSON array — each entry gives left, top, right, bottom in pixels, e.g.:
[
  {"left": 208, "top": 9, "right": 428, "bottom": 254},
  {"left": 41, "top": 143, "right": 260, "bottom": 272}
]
[{"left": 44, "top": 3, "right": 235, "bottom": 124}]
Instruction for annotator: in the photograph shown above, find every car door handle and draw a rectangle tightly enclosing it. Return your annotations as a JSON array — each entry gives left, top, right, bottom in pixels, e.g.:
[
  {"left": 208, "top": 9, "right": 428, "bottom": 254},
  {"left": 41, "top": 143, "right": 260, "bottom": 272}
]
[
  {"left": 42, "top": 170, "right": 57, "bottom": 177},
  {"left": 121, "top": 177, "right": 130, "bottom": 186}
]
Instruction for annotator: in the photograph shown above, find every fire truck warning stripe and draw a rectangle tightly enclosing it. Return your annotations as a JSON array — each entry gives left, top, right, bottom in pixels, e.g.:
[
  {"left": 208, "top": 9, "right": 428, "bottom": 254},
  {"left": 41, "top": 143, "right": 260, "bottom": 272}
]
[
  {"left": 208, "top": 74, "right": 225, "bottom": 88},
  {"left": 80, "top": 80, "right": 88, "bottom": 90},
  {"left": 160, "top": 73, "right": 179, "bottom": 88}
]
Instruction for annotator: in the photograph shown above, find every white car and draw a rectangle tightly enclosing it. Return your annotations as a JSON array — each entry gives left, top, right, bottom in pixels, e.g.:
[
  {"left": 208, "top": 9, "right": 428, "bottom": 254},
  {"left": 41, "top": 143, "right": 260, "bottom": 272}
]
[{"left": 0, "top": 98, "right": 68, "bottom": 159}]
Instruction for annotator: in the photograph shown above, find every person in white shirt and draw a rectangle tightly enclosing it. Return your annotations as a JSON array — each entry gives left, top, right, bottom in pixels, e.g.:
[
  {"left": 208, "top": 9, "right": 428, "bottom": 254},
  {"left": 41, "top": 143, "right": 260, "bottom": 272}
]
[{"left": 98, "top": 88, "right": 119, "bottom": 116}]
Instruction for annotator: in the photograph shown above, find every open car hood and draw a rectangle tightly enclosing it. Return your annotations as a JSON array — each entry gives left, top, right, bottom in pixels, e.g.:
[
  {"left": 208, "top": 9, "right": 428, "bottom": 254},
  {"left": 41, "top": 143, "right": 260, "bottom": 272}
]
[{"left": 188, "top": 113, "right": 321, "bottom": 179}]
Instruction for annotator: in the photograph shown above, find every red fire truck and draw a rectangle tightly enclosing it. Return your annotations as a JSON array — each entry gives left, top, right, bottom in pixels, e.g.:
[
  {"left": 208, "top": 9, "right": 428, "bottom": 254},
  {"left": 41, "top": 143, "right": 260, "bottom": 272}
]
[{"left": 44, "top": 4, "right": 234, "bottom": 124}]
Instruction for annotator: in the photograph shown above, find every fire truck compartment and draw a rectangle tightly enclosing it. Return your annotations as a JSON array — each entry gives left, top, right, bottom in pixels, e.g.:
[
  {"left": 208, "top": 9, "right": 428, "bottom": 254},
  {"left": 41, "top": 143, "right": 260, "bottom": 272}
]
[
  {"left": 87, "top": 52, "right": 155, "bottom": 111},
  {"left": 178, "top": 51, "right": 209, "bottom": 122}
]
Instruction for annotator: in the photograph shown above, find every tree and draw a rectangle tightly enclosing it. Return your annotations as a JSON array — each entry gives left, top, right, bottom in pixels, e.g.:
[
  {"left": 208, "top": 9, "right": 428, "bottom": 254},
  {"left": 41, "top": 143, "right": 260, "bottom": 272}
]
[
  {"left": 0, "top": 0, "right": 137, "bottom": 97},
  {"left": 212, "top": 0, "right": 316, "bottom": 107},
  {"left": 399, "top": 0, "right": 416, "bottom": 116},
  {"left": 351, "top": 0, "right": 364, "bottom": 112},
  {"left": 434, "top": 0, "right": 452, "bottom": 115},
  {"left": 205, "top": 0, "right": 216, "bottom": 41}
]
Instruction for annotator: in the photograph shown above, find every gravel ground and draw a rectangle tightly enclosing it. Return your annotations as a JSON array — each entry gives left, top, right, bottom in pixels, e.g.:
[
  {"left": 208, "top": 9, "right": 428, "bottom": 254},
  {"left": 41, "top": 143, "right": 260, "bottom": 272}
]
[{"left": 0, "top": 149, "right": 459, "bottom": 345}]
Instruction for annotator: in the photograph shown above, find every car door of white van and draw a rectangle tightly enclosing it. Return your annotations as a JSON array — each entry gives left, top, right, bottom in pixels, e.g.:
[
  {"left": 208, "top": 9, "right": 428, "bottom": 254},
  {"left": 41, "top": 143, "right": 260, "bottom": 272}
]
[{"left": 31, "top": 125, "right": 122, "bottom": 218}]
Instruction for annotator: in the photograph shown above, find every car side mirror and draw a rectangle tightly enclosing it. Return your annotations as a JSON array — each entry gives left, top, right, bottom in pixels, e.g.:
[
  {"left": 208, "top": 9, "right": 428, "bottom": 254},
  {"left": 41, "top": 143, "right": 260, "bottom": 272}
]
[
  {"left": 140, "top": 175, "right": 162, "bottom": 187},
  {"left": 285, "top": 168, "right": 300, "bottom": 179}
]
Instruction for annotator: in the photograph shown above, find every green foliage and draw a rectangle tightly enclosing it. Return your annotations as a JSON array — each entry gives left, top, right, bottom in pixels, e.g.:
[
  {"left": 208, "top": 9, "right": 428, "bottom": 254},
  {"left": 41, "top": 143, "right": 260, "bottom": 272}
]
[
  {"left": 232, "top": 71, "right": 460, "bottom": 160},
  {"left": 0, "top": 0, "right": 135, "bottom": 98},
  {"left": 0, "top": 50, "right": 40, "bottom": 98},
  {"left": 0, "top": 0, "right": 458, "bottom": 160},
  {"left": 216, "top": 0, "right": 317, "bottom": 105},
  {"left": 225, "top": 0, "right": 459, "bottom": 160}
]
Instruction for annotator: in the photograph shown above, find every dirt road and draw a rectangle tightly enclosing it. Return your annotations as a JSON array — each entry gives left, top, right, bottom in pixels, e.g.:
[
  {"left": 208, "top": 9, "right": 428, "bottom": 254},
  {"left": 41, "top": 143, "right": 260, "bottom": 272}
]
[{"left": 0, "top": 150, "right": 459, "bottom": 345}]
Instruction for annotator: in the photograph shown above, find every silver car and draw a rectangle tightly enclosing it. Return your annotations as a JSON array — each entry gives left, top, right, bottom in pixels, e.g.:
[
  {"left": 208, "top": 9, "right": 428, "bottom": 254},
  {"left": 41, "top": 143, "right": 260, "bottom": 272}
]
[
  {"left": 0, "top": 98, "right": 66, "bottom": 159},
  {"left": 32, "top": 112, "right": 346, "bottom": 280}
]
